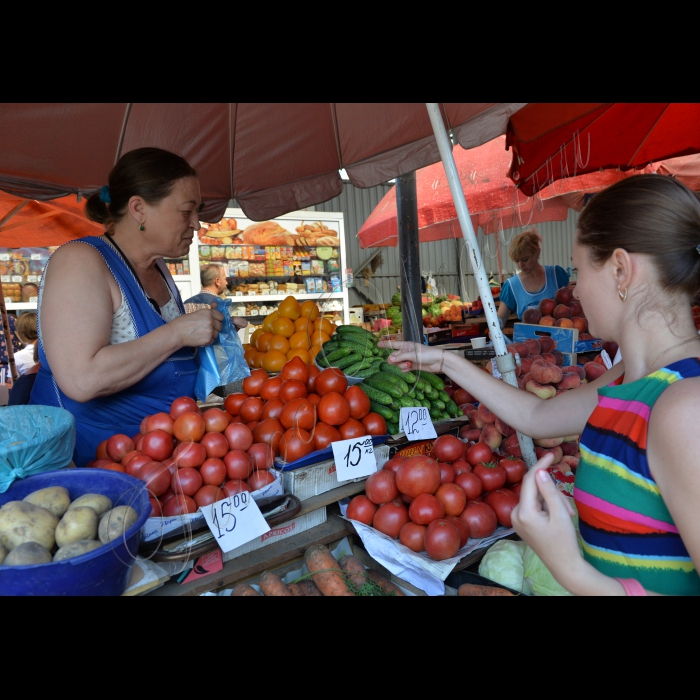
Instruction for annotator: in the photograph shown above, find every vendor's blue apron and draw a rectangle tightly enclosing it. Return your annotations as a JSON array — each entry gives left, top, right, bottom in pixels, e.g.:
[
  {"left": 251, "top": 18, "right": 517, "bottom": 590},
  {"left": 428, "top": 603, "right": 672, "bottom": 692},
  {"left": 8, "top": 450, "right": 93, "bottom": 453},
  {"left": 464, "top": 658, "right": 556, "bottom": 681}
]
[{"left": 30, "top": 236, "right": 199, "bottom": 467}]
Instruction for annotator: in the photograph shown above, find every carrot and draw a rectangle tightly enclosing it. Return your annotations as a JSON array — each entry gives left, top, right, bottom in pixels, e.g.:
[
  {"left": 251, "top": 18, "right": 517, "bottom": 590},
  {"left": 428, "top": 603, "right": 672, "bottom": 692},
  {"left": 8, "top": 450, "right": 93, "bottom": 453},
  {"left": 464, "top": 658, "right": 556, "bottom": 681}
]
[
  {"left": 366, "top": 569, "right": 405, "bottom": 596},
  {"left": 304, "top": 544, "right": 355, "bottom": 596},
  {"left": 259, "top": 570, "right": 293, "bottom": 596},
  {"left": 298, "top": 580, "right": 323, "bottom": 596},
  {"left": 230, "top": 583, "right": 261, "bottom": 596},
  {"left": 338, "top": 554, "right": 369, "bottom": 589},
  {"left": 458, "top": 583, "right": 515, "bottom": 596},
  {"left": 287, "top": 582, "right": 304, "bottom": 596}
]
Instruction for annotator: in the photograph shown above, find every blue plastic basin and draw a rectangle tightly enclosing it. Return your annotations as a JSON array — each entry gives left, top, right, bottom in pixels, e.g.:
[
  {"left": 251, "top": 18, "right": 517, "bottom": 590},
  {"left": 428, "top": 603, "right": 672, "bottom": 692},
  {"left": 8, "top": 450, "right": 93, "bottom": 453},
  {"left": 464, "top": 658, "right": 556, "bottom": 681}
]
[{"left": 0, "top": 469, "right": 151, "bottom": 596}]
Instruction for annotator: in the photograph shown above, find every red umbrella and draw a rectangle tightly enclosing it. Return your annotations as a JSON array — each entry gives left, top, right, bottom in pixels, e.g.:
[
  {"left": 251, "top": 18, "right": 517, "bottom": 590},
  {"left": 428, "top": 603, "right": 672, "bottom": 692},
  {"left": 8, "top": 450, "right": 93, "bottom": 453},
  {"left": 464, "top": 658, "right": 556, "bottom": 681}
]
[{"left": 506, "top": 103, "right": 700, "bottom": 196}]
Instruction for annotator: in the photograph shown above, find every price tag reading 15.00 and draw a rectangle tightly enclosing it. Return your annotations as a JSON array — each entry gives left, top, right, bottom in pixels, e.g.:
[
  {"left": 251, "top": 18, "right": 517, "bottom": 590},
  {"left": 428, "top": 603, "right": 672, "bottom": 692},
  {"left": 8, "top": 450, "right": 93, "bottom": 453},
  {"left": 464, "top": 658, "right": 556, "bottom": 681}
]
[
  {"left": 332, "top": 435, "right": 377, "bottom": 481},
  {"left": 200, "top": 492, "right": 270, "bottom": 553},
  {"left": 400, "top": 407, "right": 438, "bottom": 440}
]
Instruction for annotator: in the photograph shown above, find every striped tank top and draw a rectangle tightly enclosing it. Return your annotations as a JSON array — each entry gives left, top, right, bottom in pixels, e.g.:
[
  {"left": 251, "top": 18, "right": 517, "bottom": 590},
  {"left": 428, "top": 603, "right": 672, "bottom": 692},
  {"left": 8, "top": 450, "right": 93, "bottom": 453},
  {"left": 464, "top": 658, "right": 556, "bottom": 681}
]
[{"left": 574, "top": 357, "right": 700, "bottom": 596}]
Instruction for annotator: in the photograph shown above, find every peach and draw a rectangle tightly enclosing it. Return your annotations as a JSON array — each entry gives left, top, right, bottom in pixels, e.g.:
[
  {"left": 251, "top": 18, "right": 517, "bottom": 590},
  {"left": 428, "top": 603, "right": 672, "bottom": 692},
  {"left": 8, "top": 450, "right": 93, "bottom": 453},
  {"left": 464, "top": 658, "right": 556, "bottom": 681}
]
[
  {"left": 553, "top": 304, "right": 572, "bottom": 320},
  {"left": 522, "top": 308, "right": 542, "bottom": 325},
  {"left": 478, "top": 403, "right": 497, "bottom": 424},
  {"left": 541, "top": 352, "right": 555, "bottom": 364},
  {"left": 603, "top": 341, "right": 619, "bottom": 358},
  {"left": 555, "top": 389, "right": 567, "bottom": 396},
  {"left": 525, "top": 339, "right": 541, "bottom": 356},
  {"left": 534, "top": 436, "right": 564, "bottom": 447},
  {"left": 540, "top": 316, "right": 556, "bottom": 326},
  {"left": 468, "top": 409, "right": 485, "bottom": 429},
  {"left": 482, "top": 423, "right": 503, "bottom": 451},
  {"left": 569, "top": 301, "right": 583, "bottom": 317},
  {"left": 584, "top": 362, "right": 606, "bottom": 381},
  {"left": 579, "top": 333, "right": 594, "bottom": 340},
  {"left": 535, "top": 445, "right": 564, "bottom": 463},
  {"left": 561, "top": 455, "right": 580, "bottom": 471},
  {"left": 529, "top": 355, "right": 543, "bottom": 363},
  {"left": 517, "top": 376, "right": 526, "bottom": 389},
  {"left": 519, "top": 357, "right": 533, "bottom": 374},
  {"left": 512, "top": 342, "right": 530, "bottom": 358},
  {"left": 561, "top": 440, "right": 579, "bottom": 456},
  {"left": 462, "top": 428, "right": 483, "bottom": 443},
  {"left": 531, "top": 360, "right": 563, "bottom": 385},
  {"left": 556, "top": 318, "right": 574, "bottom": 328},
  {"left": 556, "top": 372, "right": 581, "bottom": 390},
  {"left": 539, "top": 298, "right": 556, "bottom": 316},
  {"left": 495, "top": 416, "right": 516, "bottom": 438},
  {"left": 566, "top": 365, "right": 585, "bottom": 380},
  {"left": 554, "top": 287, "right": 573, "bottom": 305},
  {"left": 526, "top": 379, "right": 557, "bottom": 399},
  {"left": 538, "top": 337, "right": 557, "bottom": 353},
  {"left": 551, "top": 351, "right": 565, "bottom": 366},
  {"left": 459, "top": 402, "right": 477, "bottom": 416},
  {"left": 520, "top": 372, "right": 532, "bottom": 387},
  {"left": 571, "top": 317, "right": 587, "bottom": 333},
  {"left": 504, "top": 434, "right": 522, "bottom": 458}
]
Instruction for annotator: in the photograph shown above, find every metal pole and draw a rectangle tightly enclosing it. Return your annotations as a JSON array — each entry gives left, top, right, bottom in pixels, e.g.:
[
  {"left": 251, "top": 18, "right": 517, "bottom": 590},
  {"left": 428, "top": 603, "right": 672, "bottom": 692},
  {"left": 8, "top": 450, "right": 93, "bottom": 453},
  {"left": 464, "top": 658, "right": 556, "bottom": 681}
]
[
  {"left": 495, "top": 231, "right": 504, "bottom": 285},
  {"left": 454, "top": 238, "right": 468, "bottom": 302},
  {"left": 425, "top": 104, "right": 537, "bottom": 468},
  {"left": 396, "top": 172, "right": 423, "bottom": 344}
]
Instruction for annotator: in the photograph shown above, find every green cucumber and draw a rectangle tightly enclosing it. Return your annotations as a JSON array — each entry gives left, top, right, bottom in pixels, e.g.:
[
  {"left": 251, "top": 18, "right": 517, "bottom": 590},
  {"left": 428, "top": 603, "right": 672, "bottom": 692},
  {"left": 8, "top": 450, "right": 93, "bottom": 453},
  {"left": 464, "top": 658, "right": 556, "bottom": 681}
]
[
  {"left": 338, "top": 339, "right": 374, "bottom": 356},
  {"left": 370, "top": 402, "right": 395, "bottom": 420},
  {"left": 332, "top": 353, "right": 364, "bottom": 370},
  {"left": 337, "top": 325, "right": 377, "bottom": 340},
  {"left": 406, "top": 389, "right": 416, "bottom": 399},
  {"left": 415, "top": 390, "right": 424, "bottom": 401},
  {"left": 366, "top": 376, "right": 404, "bottom": 399},
  {"left": 429, "top": 407, "right": 442, "bottom": 421},
  {"left": 325, "top": 347, "right": 353, "bottom": 363},
  {"left": 344, "top": 357, "right": 376, "bottom": 375},
  {"left": 368, "top": 372, "right": 409, "bottom": 395},
  {"left": 439, "top": 411, "right": 451, "bottom": 421},
  {"left": 386, "top": 421, "right": 399, "bottom": 435},
  {"left": 438, "top": 390, "right": 451, "bottom": 404},
  {"left": 423, "top": 385, "right": 438, "bottom": 399},
  {"left": 415, "top": 378, "right": 427, "bottom": 392},
  {"left": 417, "top": 370, "right": 445, "bottom": 390},
  {"left": 379, "top": 362, "right": 416, "bottom": 384},
  {"left": 431, "top": 398, "right": 446, "bottom": 410},
  {"left": 446, "top": 399, "right": 461, "bottom": 417},
  {"left": 354, "top": 367, "right": 379, "bottom": 379},
  {"left": 360, "top": 384, "right": 393, "bottom": 406}
]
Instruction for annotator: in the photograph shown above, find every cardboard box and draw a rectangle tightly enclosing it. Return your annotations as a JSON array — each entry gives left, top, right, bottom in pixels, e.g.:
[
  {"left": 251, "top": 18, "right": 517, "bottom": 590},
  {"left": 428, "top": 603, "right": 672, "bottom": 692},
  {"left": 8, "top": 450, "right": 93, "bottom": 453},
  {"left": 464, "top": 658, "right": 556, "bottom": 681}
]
[
  {"left": 451, "top": 323, "right": 480, "bottom": 339},
  {"left": 513, "top": 322, "right": 578, "bottom": 354}
]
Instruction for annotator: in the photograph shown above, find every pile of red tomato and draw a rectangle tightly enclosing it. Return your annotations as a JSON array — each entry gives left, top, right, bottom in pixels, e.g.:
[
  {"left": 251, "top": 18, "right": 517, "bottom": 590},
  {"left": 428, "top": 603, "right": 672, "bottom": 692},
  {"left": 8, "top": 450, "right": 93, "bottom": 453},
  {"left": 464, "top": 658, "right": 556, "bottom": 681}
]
[{"left": 346, "top": 434, "right": 526, "bottom": 561}]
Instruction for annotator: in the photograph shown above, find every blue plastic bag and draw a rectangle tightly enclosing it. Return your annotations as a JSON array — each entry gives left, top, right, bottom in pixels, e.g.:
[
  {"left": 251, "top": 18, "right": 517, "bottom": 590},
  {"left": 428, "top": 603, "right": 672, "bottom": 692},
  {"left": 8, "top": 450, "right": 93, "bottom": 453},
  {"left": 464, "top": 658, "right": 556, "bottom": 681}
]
[
  {"left": 0, "top": 406, "right": 76, "bottom": 493},
  {"left": 195, "top": 298, "right": 251, "bottom": 401}
]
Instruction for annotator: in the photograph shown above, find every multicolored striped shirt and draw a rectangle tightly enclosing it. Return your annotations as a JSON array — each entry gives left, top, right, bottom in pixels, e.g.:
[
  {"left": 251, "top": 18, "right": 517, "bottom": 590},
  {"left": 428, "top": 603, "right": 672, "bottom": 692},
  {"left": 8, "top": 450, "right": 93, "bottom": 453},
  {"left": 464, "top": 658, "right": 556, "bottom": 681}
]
[{"left": 574, "top": 358, "right": 700, "bottom": 595}]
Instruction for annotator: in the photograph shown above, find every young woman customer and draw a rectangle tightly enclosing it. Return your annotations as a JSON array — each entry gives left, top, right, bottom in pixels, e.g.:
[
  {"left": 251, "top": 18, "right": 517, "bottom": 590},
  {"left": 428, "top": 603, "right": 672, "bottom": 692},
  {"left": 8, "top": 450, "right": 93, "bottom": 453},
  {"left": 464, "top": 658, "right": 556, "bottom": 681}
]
[{"left": 382, "top": 175, "right": 700, "bottom": 595}]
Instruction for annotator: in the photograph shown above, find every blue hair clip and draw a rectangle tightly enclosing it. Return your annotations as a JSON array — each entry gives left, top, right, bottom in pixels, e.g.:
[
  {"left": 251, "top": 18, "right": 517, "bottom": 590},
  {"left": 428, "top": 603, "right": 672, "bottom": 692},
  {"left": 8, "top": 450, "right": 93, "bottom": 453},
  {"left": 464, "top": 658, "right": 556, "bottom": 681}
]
[
  {"left": 697, "top": 244, "right": 700, "bottom": 255},
  {"left": 99, "top": 185, "right": 111, "bottom": 204}
]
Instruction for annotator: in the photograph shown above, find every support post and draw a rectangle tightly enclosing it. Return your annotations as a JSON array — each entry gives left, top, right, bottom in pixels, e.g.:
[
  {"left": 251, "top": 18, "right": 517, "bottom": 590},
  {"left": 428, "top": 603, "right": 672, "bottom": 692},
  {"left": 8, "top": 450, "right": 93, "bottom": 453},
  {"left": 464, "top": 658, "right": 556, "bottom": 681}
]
[{"left": 396, "top": 172, "right": 423, "bottom": 343}]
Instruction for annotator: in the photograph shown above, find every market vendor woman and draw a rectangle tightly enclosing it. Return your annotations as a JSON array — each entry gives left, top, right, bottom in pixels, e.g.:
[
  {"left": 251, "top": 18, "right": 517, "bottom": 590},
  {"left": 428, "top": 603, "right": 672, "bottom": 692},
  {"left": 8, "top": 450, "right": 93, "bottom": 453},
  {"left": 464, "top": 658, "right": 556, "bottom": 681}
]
[
  {"left": 383, "top": 175, "right": 700, "bottom": 596},
  {"left": 30, "top": 148, "right": 225, "bottom": 467},
  {"left": 497, "top": 228, "right": 570, "bottom": 325}
]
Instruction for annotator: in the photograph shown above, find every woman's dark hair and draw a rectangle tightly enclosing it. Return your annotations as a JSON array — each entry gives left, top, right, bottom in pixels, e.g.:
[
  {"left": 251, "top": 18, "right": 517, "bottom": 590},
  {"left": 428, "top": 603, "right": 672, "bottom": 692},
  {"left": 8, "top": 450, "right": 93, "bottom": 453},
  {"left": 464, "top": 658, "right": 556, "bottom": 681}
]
[
  {"left": 578, "top": 174, "right": 700, "bottom": 299},
  {"left": 85, "top": 147, "right": 197, "bottom": 227}
]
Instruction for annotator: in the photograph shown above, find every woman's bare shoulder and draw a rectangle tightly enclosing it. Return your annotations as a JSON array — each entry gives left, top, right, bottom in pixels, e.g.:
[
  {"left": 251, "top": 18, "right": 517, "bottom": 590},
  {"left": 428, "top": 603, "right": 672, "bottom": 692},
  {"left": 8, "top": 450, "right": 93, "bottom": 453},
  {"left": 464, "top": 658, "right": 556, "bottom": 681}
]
[{"left": 47, "top": 240, "right": 106, "bottom": 268}]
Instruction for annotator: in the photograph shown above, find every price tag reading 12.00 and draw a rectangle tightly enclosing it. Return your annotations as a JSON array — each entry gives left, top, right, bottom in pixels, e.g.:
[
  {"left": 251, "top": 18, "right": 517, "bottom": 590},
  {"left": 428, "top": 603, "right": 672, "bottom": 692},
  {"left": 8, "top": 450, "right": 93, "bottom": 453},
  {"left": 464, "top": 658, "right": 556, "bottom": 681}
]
[
  {"left": 332, "top": 435, "right": 377, "bottom": 481},
  {"left": 200, "top": 492, "right": 270, "bottom": 553},
  {"left": 400, "top": 407, "right": 438, "bottom": 440}
]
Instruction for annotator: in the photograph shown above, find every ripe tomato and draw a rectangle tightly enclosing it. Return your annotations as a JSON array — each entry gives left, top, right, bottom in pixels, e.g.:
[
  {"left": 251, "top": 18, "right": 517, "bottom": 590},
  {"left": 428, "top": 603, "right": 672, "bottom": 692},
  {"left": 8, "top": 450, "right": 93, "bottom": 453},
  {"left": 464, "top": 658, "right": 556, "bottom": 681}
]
[
  {"left": 339, "top": 417, "right": 366, "bottom": 440},
  {"left": 200, "top": 432, "right": 229, "bottom": 459},
  {"left": 96, "top": 439, "right": 109, "bottom": 460},
  {"left": 106, "top": 434, "right": 135, "bottom": 462},
  {"left": 439, "top": 462, "right": 455, "bottom": 483},
  {"left": 194, "top": 485, "right": 225, "bottom": 508},
  {"left": 149, "top": 497, "right": 162, "bottom": 518},
  {"left": 382, "top": 456, "right": 406, "bottom": 474},
  {"left": 307, "top": 393, "right": 321, "bottom": 406},
  {"left": 101, "top": 462, "right": 125, "bottom": 473},
  {"left": 445, "top": 515, "right": 469, "bottom": 548},
  {"left": 395, "top": 456, "right": 441, "bottom": 498},
  {"left": 224, "top": 423, "right": 253, "bottom": 452},
  {"left": 307, "top": 365, "right": 320, "bottom": 393},
  {"left": 408, "top": 493, "right": 445, "bottom": 525},
  {"left": 373, "top": 502, "right": 410, "bottom": 539},
  {"left": 173, "top": 441, "right": 207, "bottom": 468},
  {"left": 145, "top": 412, "right": 174, "bottom": 435},
  {"left": 260, "top": 376, "right": 284, "bottom": 401},
  {"left": 466, "top": 441, "right": 493, "bottom": 467},
  {"left": 317, "top": 392, "right": 350, "bottom": 426},
  {"left": 313, "top": 422, "right": 341, "bottom": 450},
  {"left": 484, "top": 489, "right": 519, "bottom": 527},
  {"left": 280, "top": 398, "right": 316, "bottom": 431},
  {"left": 459, "top": 500, "right": 498, "bottom": 538},
  {"left": 510, "top": 481, "right": 523, "bottom": 496},
  {"left": 435, "top": 483, "right": 467, "bottom": 516},
  {"left": 163, "top": 494, "right": 197, "bottom": 516},
  {"left": 279, "top": 428, "right": 314, "bottom": 463},
  {"left": 121, "top": 450, "right": 142, "bottom": 467},
  {"left": 248, "top": 470, "right": 277, "bottom": 491},
  {"left": 239, "top": 397, "right": 264, "bottom": 423},
  {"left": 343, "top": 385, "right": 370, "bottom": 420},
  {"left": 200, "top": 458, "right": 227, "bottom": 486},
  {"left": 346, "top": 495, "right": 377, "bottom": 525},
  {"left": 365, "top": 470, "right": 399, "bottom": 505},
  {"left": 452, "top": 459, "right": 472, "bottom": 477},
  {"left": 425, "top": 519, "right": 460, "bottom": 561},
  {"left": 362, "top": 412, "right": 387, "bottom": 436},
  {"left": 203, "top": 408, "right": 230, "bottom": 433},
  {"left": 399, "top": 522, "right": 427, "bottom": 552},
  {"left": 173, "top": 412, "right": 206, "bottom": 442},
  {"left": 253, "top": 419, "right": 285, "bottom": 454},
  {"left": 249, "top": 443, "right": 275, "bottom": 470},
  {"left": 224, "top": 393, "right": 247, "bottom": 416},
  {"left": 473, "top": 462, "right": 507, "bottom": 491},
  {"left": 247, "top": 421, "right": 259, "bottom": 432},
  {"left": 139, "top": 417, "right": 149, "bottom": 435},
  {"left": 141, "top": 430, "right": 174, "bottom": 462},
  {"left": 170, "top": 396, "right": 199, "bottom": 420},
  {"left": 280, "top": 356, "right": 309, "bottom": 384},
  {"left": 455, "top": 472, "right": 483, "bottom": 500},
  {"left": 160, "top": 488, "right": 176, "bottom": 507},
  {"left": 499, "top": 457, "right": 527, "bottom": 485},
  {"left": 125, "top": 453, "right": 152, "bottom": 479},
  {"left": 261, "top": 398, "right": 285, "bottom": 421},
  {"left": 223, "top": 479, "right": 250, "bottom": 496},
  {"left": 242, "top": 368, "right": 269, "bottom": 396},
  {"left": 171, "top": 467, "right": 203, "bottom": 497},
  {"left": 315, "top": 367, "right": 348, "bottom": 396},
  {"left": 279, "top": 379, "right": 307, "bottom": 403},
  {"left": 224, "top": 450, "right": 253, "bottom": 479},
  {"left": 140, "top": 461, "right": 171, "bottom": 497},
  {"left": 432, "top": 434, "right": 464, "bottom": 463}
]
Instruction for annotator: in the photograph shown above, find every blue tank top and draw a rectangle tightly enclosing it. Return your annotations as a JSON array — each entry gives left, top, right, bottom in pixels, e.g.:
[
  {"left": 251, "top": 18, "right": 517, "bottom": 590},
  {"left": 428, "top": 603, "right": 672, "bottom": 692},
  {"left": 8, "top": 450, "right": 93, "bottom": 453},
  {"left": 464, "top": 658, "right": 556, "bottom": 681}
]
[
  {"left": 500, "top": 265, "right": 569, "bottom": 319},
  {"left": 29, "top": 236, "right": 200, "bottom": 467}
]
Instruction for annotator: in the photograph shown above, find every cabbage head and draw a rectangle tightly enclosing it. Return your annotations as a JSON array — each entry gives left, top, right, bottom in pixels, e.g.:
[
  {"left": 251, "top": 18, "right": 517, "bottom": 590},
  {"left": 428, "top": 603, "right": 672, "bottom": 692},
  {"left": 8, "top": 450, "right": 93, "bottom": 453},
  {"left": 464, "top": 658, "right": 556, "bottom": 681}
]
[
  {"left": 522, "top": 546, "right": 573, "bottom": 596},
  {"left": 478, "top": 540, "right": 529, "bottom": 593}
]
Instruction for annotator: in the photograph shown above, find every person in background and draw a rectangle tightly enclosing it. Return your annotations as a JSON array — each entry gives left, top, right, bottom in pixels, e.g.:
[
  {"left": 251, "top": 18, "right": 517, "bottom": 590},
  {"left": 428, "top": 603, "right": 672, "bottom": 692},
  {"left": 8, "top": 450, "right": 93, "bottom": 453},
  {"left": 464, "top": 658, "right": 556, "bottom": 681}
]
[
  {"left": 184, "top": 264, "right": 229, "bottom": 310},
  {"left": 0, "top": 312, "right": 21, "bottom": 382},
  {"left": 497, "top": 228, "right": 570, "bottom": 326},
  {"left": 8, "top": 343, "right": 39, "bottom": 405},
  {"left": 13, "top": 311, "right": 38, "bottom": 375}
]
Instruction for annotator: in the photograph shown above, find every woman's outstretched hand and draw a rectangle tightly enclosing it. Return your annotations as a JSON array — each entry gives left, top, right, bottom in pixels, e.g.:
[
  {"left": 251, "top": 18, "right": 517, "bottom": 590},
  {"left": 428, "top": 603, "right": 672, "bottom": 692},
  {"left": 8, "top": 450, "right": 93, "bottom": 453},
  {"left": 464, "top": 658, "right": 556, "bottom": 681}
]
[{"left": 378, "top": 340, "right": 445, "bottom": 373}]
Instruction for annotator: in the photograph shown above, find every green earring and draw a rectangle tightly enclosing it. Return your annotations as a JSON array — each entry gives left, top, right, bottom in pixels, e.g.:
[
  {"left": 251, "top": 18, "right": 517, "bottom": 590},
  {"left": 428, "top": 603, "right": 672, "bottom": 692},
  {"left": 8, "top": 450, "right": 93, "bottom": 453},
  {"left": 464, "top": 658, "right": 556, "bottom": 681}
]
[{"left": 139, "top": 224, "right": 145, "bottom": 231}]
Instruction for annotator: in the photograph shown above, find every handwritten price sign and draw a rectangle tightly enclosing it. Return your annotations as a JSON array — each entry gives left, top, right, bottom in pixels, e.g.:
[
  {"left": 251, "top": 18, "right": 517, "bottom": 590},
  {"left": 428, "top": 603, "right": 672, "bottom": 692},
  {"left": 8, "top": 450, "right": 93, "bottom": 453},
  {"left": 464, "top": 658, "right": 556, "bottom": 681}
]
[
  {"left": 400, "top": 407, "right": 437, "bottom": 440},
  {"left": 200, "top": 491, "right": 270, "bottom": 553},
  {"left": 332, "top": 435, "right": 377, "bottom": 481}
]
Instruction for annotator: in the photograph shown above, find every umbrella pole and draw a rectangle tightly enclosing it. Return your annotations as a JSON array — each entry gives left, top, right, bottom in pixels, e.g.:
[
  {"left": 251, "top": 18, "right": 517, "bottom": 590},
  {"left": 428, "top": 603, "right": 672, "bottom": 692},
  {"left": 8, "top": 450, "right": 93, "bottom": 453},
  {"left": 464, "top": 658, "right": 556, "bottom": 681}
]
[
  {"left": 495, "top": 231, "right": 504, "bottom": 285},
  {"left": 396, "top": 172, "right": 423, "bottom": 343},
  {"left": 425, "top": 104, "right": 537, "bottom": 469}
]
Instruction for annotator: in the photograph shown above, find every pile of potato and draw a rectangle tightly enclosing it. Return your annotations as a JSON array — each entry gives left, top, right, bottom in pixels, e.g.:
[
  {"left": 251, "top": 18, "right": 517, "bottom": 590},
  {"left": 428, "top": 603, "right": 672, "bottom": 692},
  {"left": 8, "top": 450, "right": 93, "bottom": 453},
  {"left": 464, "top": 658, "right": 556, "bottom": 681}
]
[{"left": 0, "top": 486, "right": 138, "bottom": 567}]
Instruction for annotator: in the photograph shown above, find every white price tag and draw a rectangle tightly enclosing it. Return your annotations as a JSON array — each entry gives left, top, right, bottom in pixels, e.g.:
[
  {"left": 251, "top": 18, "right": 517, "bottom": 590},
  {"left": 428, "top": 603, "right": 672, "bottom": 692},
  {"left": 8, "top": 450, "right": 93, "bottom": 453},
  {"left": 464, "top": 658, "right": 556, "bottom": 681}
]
[
  {"left": 0, "top": 276, "right": 10, "bottom": 283},
  {"left": 332, "top": 435, "right": 377, "bottom": 481},
  {"left": 200, "top": 492, "right": 270, "bottom": 553},
  {"left": 30, "top": 254, "right": 42, "bottom": 260},
  {"left": 27, "top": 275, "right": 38, "bottom": 283},
  {"left": 400, "top": 407, "right": 437, "bottom": 440},
  {"left": 11, "top": 275, "right": 22, "bottom": 282},
  {"left": 0, "top": 254, "right": 9, "bottom": 261}
]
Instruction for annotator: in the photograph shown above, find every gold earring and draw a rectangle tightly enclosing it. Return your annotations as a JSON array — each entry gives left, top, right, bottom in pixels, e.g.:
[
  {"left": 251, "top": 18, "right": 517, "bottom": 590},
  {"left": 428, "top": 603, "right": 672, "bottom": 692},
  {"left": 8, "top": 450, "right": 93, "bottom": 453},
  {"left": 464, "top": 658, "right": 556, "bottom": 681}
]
[{"left": 618, "top": 287, "right": 628, "bottom": 302}]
